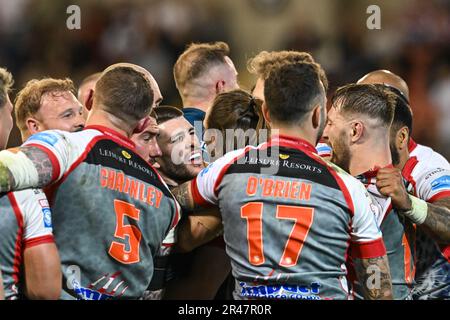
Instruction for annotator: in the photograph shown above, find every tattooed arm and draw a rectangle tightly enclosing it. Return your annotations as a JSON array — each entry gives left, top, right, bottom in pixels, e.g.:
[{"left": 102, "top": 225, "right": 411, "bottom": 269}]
[
  {"left": 354, "top": 255, "right": 393, "bottom": 300},
  {"left": 172, "top": 181, "right": 222, "bottom": 252},
  {"left": 0, "top": 146, "right": 55, "bottom": 193},
  {"left": 420, "top": 198, "right": 450, "bottom": 245}
]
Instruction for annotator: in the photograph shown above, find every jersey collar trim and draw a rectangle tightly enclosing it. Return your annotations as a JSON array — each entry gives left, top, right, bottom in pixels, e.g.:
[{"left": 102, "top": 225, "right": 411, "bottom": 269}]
[
  {"left": 408, "top": 138, "right": 417, "bottom": 153},
  {"left": 84, "top": 125, "right": 135, "bottom": 149},
  {"left": 270, "top": 134, "right": 317, "bottom": 154},
  {"left": 356, "top": 164, "right": 394, "bottom": 185}
]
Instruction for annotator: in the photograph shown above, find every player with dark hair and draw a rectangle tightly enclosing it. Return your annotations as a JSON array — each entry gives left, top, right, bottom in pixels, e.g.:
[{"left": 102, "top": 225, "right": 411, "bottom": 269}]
[
  {"left": 171, "top": 62, "right": 392, "bottom": 300},
  {"left": 322, "top": 83, "right": 418, "bottom": 299},
  {"left": 358, "top": 70, "right": 450, "bottom": 299}
]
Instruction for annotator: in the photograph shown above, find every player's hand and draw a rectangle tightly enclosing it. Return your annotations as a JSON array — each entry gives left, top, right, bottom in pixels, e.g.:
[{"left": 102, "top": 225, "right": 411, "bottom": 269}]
[{"left": 376, "top": 167, "right": 412, "bottom": 211}]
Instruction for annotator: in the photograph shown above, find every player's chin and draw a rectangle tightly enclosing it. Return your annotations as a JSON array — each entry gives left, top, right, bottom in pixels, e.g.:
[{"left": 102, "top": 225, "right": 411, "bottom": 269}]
[{"left": 186, "top": 164, "right": 203, "bottom": 177}]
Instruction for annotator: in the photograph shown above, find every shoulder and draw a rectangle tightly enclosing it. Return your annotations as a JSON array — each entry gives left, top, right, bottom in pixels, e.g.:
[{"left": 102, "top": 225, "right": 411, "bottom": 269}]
[{"left": 411, "top": 144, "right": 450, "bottom": 170}]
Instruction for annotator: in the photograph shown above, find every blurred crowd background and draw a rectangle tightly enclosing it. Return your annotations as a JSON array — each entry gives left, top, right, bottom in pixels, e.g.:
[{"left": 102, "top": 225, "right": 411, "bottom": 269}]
[{"left": 0, "top": 0, "right": 449, "bottom": 158}]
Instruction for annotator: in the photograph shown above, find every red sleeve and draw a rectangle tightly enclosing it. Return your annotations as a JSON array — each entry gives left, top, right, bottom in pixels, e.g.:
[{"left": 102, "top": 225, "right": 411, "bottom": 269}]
[
  {"left": 191, "top": 179, "right": 213, "bottom": 208},
  {"left": 350, "top": 238, "right": 386, "bottom": 259},
  {"left": 24, "top": 235, "right": 55, "bottom": 249}
]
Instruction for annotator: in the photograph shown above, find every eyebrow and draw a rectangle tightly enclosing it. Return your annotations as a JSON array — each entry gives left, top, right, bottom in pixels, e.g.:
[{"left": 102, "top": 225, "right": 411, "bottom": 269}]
[
  {"left": 170, "top": 131, "right": 184, "bottom": 142},
  {"left": 58, "top": 108, "right": 75, "bottom": 117}
]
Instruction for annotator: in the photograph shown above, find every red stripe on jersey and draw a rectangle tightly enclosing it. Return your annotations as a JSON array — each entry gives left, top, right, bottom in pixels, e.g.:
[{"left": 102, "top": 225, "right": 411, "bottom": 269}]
[
  {"left": 84, "top": 125, "right": 135, "bottom": 150},
  {"left": 7, "top": 193, "right": 24, "bottom": 284},
  {"left": 428, "top": 191, "right": 450, "bottom": 203},
  {"left": 24, "top": 235, "right": 55, "bottom": 249},
  {"left": 191, "top": 179, "right": 213, "bottom": 208},
  {"left": 351, "top": 238, "right": 386, "bottom": 259},
  {"left": 170, "top": 200, "right": 181, "bottom": 230},
  {"left": 25, "top": 143, "right": 61, "bottom": 182},
  {"left": 408, "top": 139, "right": 418, "bottom": 153},
  {"left": 441, "top": 245, "right": 449, "bottom": 263},
  {"left": 271, "top": 134, "right": 317, "bottom": 154}
]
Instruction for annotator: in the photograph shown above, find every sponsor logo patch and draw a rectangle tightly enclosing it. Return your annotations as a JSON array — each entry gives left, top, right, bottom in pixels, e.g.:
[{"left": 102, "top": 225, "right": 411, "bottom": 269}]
[
  {"left": 431, "top": 175, "right": 450, "bottom": 191},
  {"left": 27, "top": 132, "right": 59, "bottom": 146},
  {"left": 121, "top": 150, "right": 132, "bottom": 159},
  {"left": 42, "top": 208, "right": 52, "bottom": 228}
]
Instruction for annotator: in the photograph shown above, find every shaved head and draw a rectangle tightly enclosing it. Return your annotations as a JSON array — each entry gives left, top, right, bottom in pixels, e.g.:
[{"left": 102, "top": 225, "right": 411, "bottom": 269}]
[
  {"left": 357, "top": 70, "right": 410, "bottom": 101},
  {"left": 101, "top": 63, "right": 162, "bottom": 107}
]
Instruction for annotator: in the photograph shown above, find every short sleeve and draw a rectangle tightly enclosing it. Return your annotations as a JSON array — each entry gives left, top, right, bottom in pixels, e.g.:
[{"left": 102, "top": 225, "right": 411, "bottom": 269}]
[
  {"left": 13, "top": 189, "right": 54, "bottom": 249},
  {"left": 192, "top": 148, "right": 247, "bottom": 206},
  {"left": 414, "top": 166, "right": 450, "bottom": 203},
  {"left": 22, "top": 130, "right": 72, "bottom": 182}
]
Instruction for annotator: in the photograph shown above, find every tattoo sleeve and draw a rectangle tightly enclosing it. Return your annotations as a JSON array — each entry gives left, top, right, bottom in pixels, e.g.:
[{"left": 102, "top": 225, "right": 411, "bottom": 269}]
[
  {"left": 354, "top": 255, "right": 393, "bottom": 300},
  {"left": 0, "top": 162, "right": 14, "bottom": 193},
  {"left": 171, "top": 181, "right": 202, "bottom": 213},
  {"left": 20, "top": 146, "right": 54, "bottom": 187},
  {"left": 422, "top": 198, "right": 450, "bottom": 245}
]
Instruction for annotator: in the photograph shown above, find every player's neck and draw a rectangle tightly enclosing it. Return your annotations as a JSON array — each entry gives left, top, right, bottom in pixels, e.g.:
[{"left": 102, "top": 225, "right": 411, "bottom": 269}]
[
  {"left": 271, "top": 126, "right": 317, "bottom": 147},
  {"left": 157, "top": 170, "right": 180, "bottom": 188},
  {"left": 86, "top": 109, "right": 133, "bottom": 138},
  {"left": 349, "top": 141, "right": 392, "bottom": 176},
  {"left": 182, "top": 95, "right": 213, "bottom": 113}
]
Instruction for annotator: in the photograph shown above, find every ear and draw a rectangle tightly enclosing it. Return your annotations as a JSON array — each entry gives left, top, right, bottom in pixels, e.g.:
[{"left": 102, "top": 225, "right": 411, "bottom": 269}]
[
  {"left": 311, "top": 105, "right": 321, "bottom": 129},
  {"left": 133, "top": 117, "right": 151, "bottom": 135},
  {"left": 215, "top": 80, "right": 225, "bottom": 94},
  {"left": 85, "top": 89, "right": 94, "bottom": 111},
  {"left": 26, "top": 118, "right": 41, "bottom": 136},
  {"left": 261, "top": 102, "right": 272, "bottom": 126},
  {"left": 397, "top": 126, "right": 410, "bottom": 150},
  {"left": 349, "top": 120, "right": 364, "bottom": 143}
]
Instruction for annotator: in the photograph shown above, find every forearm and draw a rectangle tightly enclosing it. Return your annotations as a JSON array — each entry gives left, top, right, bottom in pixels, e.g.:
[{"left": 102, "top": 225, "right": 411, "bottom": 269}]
[
  {"left": 175, "top": 213, "right": 223, "bottom": 253},
  {"left": 24, "top": 245, "right": 62, "bottom": 300},
  {"left": 0, "top": 147, "right": 54, "bottom": 192},
  {"left": 401, "top": 196, "right": 450, "bottom": 244},
  {"left": 354, "top": 256, "right": 393, "bottom": 300}
]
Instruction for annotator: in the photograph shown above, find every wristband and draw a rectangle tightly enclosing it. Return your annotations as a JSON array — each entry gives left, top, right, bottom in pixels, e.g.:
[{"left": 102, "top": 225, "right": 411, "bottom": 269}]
[{"left": 400, "top": 195, "right": 428, "bottom": 225}]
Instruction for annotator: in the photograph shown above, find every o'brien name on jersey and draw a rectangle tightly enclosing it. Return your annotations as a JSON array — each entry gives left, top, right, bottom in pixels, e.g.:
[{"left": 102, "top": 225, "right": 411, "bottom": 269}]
[{"left": 246, "top": 176, "right": 312, "bottom": 201}]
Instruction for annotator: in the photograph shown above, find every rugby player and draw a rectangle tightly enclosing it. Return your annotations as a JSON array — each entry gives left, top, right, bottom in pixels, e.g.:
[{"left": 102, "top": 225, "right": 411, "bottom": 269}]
[
  {"left": 0, "top": 63, "right": 179, "bottom": 300},
  {"left": 358, "top": 70, "right": 450, "bottom": 299},
  {"left": 14, "top": 78, "right": 85, "bottom": 142},
  {"left": 140, "top": 106, "right": 226, "bottom": 300},
  {"left": 171, "top": 62, "right": 393, "bottom": 300},
  {"left": 0, "top": 68, "right": 61, "bottom": 300},
  {"left": 15, "top": 78, "right": 85, "bottom": 142},
  {"left": 173, "top": 42, "right": 239, "bottom": 136},
  {"left": 322, "top": 83, "right": 415, "bottom": 299},
  {"left": 357, "top": 70, "right": 449, "bottom": 169},
  {"left": 247, "top": 50, "right": 331, "bottom": 158}
]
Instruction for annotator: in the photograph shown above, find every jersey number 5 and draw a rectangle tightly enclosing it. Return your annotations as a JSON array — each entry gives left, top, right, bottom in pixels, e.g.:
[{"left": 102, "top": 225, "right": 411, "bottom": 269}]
[
  {"left": 241, "top": 202, "right": 314, "bottom": 267},
  {"left": 109, "top": 200, "right": 142, "bottom": 264}
]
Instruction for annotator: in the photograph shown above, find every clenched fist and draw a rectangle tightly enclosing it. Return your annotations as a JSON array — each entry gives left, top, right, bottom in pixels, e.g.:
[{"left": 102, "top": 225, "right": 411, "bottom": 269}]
[{"left": 376, "top": 167, "right": 412, "bottom": 211}]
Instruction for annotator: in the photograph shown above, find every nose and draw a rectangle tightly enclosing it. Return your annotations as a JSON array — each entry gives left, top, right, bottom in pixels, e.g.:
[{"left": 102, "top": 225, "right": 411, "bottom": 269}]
[{"left": 148, "top": 139, "right": 162, "bottom": 159}]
